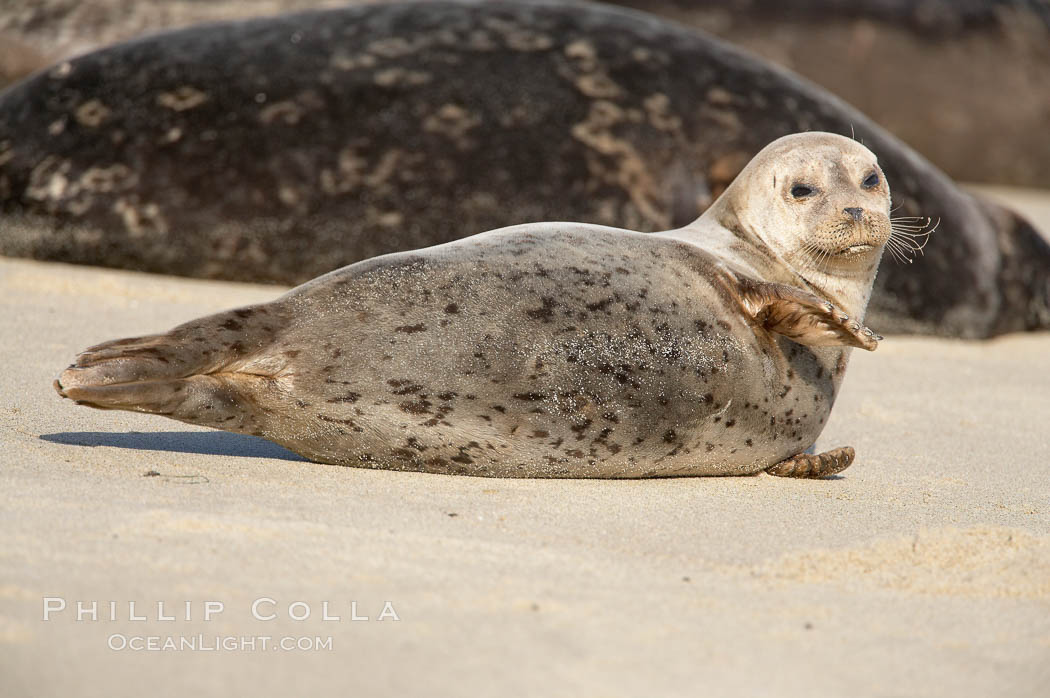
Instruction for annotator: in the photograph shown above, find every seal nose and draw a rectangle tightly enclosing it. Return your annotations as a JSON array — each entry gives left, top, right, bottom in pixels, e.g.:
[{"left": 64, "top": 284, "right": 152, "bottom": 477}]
[{"left": 844, "top": 207, "right": 864, "bottom": 222}]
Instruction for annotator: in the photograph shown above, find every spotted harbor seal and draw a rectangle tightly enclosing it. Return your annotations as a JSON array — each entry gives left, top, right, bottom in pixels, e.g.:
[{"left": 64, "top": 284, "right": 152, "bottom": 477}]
[
  {"left": 55, "top": 132, "right": 887, "bottom": 478},
  {"left": 4, "top": 1, "right": 1045, "bottom": 337}
]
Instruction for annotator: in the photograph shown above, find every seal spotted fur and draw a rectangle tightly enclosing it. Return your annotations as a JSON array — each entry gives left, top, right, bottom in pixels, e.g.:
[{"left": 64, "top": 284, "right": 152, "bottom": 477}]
[{"left": 54, "top": 133, "right": 888, "bottom": 478}]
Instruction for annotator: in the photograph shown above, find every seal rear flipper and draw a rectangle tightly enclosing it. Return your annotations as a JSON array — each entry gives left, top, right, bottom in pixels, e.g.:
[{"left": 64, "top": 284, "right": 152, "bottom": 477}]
[
  {"left": 734, "top": 277, "right": 881, "bottom": 351},
  {"left": 53, "top": 372, "right": 265, "bottom": 431},
  {"left": 54, "top": 303, "right": 289, "bottom": 429}
]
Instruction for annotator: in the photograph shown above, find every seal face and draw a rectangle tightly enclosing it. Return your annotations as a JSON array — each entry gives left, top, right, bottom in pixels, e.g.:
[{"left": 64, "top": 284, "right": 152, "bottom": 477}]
[{"left": 55, "top": 132, "right": 888, "bottom": 478}]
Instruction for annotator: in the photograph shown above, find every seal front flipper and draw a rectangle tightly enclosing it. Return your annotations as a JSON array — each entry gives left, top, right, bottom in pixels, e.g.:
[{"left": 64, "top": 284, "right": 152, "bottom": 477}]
[
  {"left": 766, "top": 446, "right": 855, "bottom": 478},
  {"left": 733, "top": 277, "right": 881, "bottom": 351}
]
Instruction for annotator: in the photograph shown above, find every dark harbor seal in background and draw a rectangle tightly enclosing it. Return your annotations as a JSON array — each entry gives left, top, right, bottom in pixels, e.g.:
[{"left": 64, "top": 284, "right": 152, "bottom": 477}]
[
  {"left": 54, "top": 133, "right": 889, "bottom": 478},
  {"left": 1, "top": 1, "right": 1047, "bottom": 337}
]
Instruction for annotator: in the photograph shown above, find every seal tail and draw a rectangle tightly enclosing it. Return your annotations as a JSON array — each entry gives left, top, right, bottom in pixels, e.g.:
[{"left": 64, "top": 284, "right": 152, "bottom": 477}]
[{"left": 54, "top": 304, "right": 288, "bottom": 433}]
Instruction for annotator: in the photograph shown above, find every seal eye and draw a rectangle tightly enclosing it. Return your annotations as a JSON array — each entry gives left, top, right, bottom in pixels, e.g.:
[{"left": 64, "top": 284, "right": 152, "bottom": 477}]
[
  {"left": 790, "top": 184, "right": 814, "bottom": 199},
  {"left": 862, "top": 172, "right": 879, "bottom": 189}
]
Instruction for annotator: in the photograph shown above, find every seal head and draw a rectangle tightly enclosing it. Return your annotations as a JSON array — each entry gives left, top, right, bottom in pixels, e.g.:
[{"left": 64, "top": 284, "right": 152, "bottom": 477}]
[{"left": 683, "top": 132, "right": 891, "bottom": 328}]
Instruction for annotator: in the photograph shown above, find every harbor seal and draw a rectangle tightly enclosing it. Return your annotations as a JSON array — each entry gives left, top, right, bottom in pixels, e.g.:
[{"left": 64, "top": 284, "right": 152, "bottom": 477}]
[
  {"left": 3, "top": 1, "right": 1045, "bottom": 337},
  {"left": 54, "top": 132, "right": 888, "bottom": 478}
]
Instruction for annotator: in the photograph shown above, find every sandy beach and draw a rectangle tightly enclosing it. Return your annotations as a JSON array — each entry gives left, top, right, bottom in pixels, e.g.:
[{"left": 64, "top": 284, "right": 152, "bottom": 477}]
[{"left": 1, "top": 188, "right": 1049, "bottom": 694}]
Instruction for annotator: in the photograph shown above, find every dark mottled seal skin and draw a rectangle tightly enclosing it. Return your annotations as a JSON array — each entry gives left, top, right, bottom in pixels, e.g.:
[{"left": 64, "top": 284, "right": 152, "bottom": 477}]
[
  {"left": 1, "top": 1, "right": 1047, "bottom": 337},
  {"left": 54, "top": 133, "right": 888, "bottom": 479},
  {"left": 4, "top": 0, "right": 1048, "bottom": 184}
]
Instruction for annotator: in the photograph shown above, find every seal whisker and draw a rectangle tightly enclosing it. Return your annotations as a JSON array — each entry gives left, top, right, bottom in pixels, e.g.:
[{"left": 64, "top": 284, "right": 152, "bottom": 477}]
[
  {"left": 891, "top": 230, "right": 933, "bottom": 242},
  {"left": 883, "top": 239, "right": 911, "bottom": 265},
  {"left": 888, "top": 229, "right": 926, "bottom": 243},
  {"left": 820, "top": 246, "right": 834, "bottom": 274},
  {"left": 890, "top": 219, "right": 936, "bottom": 249},
  {"left": 885, "top": 216, "right": 937, "bottom": 263},
  {"left": 886, "top": 236, "right": 918, "bottom": 256},
  {"left": 884, "top": 233, "right": 925, "bottom": 264}
]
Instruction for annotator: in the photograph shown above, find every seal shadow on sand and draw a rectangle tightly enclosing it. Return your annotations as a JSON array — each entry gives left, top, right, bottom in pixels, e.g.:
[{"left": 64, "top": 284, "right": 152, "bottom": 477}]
[{"left": 40, "top": 431, "right": 306, "bottom": 462}]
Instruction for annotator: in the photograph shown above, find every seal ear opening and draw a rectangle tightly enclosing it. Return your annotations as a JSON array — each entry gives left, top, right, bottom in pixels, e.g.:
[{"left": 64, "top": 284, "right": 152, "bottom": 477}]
[{"left": 732, "top": 276, "right": 881, "bottom": 351}]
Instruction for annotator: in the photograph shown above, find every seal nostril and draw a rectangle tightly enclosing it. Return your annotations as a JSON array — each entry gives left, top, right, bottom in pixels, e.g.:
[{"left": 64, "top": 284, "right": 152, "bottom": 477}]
[{"left": 844, "top": 207, "right": 863, "bottom": 222}]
